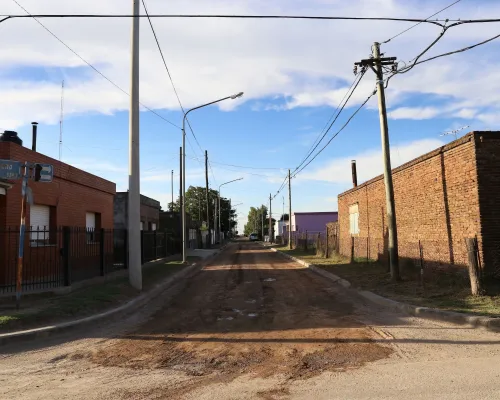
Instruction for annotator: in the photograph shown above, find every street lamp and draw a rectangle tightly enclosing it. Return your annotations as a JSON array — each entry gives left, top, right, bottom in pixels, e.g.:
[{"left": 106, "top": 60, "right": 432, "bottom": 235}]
[
  {"left": 181, "top": 92, "right": 244, "bottom": 262},
  {"left": 217, "top": 178, "right": 243, "bottom": 242}
]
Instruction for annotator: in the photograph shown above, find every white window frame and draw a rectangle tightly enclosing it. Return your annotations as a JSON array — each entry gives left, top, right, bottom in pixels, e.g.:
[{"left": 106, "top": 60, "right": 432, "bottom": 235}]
[
  {"left": 349, "top": 204, "right": 360, "bottom": 235},
  {"left": 30, "top": 204, "right": 51, "bottom": 247}
]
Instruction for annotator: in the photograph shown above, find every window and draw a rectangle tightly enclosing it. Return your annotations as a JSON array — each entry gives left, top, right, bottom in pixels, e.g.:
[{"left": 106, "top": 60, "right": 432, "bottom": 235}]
[
  {"left": 86, "top": 212, "right": 101, "bottom": 243},
  {"left": 30, "top": 204, "right": 50, "bottom": 246},
  {"left": 151, "top": 223, "right": 157, "bottom": 231},
  {"left": 140, "top": 221, "right": 144, "bottom": 231},
  {"left": 349, "top": 204, "right": 359, "bottom": 235}
]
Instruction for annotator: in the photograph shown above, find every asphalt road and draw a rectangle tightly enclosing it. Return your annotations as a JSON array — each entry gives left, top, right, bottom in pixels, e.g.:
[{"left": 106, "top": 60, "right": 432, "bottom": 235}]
[{"left": 1, "top": 242, "right": 500, "bottom": 399}]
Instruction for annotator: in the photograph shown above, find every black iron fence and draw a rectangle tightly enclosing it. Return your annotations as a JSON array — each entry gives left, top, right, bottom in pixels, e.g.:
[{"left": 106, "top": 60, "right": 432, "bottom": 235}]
[{"left": 0, "top": 226, "right": 181, "bottom": 295}]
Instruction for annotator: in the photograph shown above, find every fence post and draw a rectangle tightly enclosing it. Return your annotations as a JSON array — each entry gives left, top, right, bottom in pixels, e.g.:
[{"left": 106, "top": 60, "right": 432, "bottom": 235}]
[
  {"left": 62, "top": 226, "right": 71, "bottom": 286},
  {"left": 350, "top": 236, "right": 355, "bottom": 263},
  {"left": 305, "top": 231, "right": 308, "bottom": 251},
  {"left": 153, "top": 230, "right": 157, "bottom": 260},
  {"left": 99, "top": 228, "right": 105, "bottom": 276},
  {"left": 466, "top": 237, "right": 483, "bottom": 296},
  {"left": 317, "top": 233, "right": 321, "bottom": 255},
  {"left": 325, "top": 226, "right": 329, "bottom": 259},
  {"left": 140, "top": 230, "right": 144, "bottom": 265},
  {"left": 124, "top": 229, "right": 128, "bottom": 269},
  {"left": 167, "top": 229, "right": 168, "bottom": 257}
]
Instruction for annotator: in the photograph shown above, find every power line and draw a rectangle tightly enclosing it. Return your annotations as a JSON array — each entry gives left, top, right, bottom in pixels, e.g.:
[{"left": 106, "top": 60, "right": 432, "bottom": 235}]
[
  {"left": 293, "top": 88, "right": 377, "bottom": 178},
  {"left": 10, "top": 0, "right": 181, "bottom": 130},
  {"left": 208, "top": 160, "right": 287, "bottom": 170},
  {"left": 382, "top": 0, "right": 462, "bottom": 43},
  {"left": 293, "top": 71, "right": 366, "bottom": 177},
  {"left": 0, "top": 14, "right": 453, "bottom": 27}
]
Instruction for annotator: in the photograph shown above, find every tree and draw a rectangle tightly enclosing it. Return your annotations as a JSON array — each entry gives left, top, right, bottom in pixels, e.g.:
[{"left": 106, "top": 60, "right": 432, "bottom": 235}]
[
  {"left": 169, "top": 186, "right": 235, "bottom": 231},
  {"left": 244, "top": 205, "right": 273, "bottom": 237}
]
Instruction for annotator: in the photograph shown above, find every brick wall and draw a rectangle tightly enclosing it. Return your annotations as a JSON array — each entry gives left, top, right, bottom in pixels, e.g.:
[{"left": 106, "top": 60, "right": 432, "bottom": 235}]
[
  {"left": 1, "top": 141, "right": 115, "bottom": 229},
  {"left": 338, "top": 133, "right": 483, "bottom": 270}
]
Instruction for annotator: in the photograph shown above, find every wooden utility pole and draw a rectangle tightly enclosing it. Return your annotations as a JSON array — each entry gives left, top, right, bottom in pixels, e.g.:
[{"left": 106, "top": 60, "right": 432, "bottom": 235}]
[
  {"left": 261, "top": 207, "right": 264, "bottom": 240},
  {"left": 205, "top": 151, "right": 210, "bottom": 248},
  {"left": 288, "top": 169, "right": 292, "bottom": 250},
  {"left": 355, "top": 42, "right": 400, "bottom": 281},
  {"left": 269, "top": 194, "right": 273, "bottom": 243}
]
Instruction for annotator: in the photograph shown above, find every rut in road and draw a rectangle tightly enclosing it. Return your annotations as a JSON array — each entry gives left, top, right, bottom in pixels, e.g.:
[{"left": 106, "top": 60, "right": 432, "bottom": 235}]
[{"left": 82, "top": 243, "right": 392, "bottom": 382}]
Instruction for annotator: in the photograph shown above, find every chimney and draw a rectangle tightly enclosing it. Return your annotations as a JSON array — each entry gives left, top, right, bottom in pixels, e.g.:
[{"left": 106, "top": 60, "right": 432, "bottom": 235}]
[
  {"left": 31, "top": 122, "right": 38, "bottom": 152},
  {"left": 351, "top": 160, "right": 358, "bottom": 188}
]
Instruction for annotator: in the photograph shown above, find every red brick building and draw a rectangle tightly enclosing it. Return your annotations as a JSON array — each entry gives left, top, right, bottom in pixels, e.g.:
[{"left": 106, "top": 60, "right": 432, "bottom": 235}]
[
  {"left": 338, "top": 131, "right": 500, "bottom": 277},
  {"left": 0, "top": 134, "right": 116, "bottom": 288}
]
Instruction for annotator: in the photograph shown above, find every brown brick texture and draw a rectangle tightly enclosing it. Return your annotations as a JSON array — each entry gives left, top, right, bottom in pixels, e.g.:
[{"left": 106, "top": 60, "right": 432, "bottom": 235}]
[{"left": 338, "top": 132, "right": 484, "bottom": 271}]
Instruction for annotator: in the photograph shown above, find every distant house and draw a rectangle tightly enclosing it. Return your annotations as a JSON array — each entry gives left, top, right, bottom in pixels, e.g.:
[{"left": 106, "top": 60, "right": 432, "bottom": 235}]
[{"left": 291, "top": 212, "right": 338, "bottom": 234}]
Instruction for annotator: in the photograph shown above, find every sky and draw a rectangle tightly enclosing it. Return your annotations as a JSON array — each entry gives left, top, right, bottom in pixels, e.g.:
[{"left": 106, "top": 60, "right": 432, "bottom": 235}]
[{"left": 1, "top": 0, "right": 499, "bottom": 231}]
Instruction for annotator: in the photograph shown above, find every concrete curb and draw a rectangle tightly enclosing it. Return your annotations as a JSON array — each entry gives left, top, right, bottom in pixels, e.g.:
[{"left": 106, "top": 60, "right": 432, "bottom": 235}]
[
  {"left": 270, "top": 247, "right": 500, "bottom": 333},
  {"left": 0, "top": 246, "right": 228, "bottom": 345}
]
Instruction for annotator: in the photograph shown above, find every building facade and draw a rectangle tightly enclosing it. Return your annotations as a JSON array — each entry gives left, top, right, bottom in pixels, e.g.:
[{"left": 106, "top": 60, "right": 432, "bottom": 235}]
[
  {"left": 0, "top": 133, "right": 116, "bottom": 287},
  {"left": 114, "top": 192, "right": 160, "bottom": 232},
  {"left": 291, "top": 212, "right": 338, "bottom": 234},
  {"left": 337, "top": 131, "right": 500, "bottom": 276}
]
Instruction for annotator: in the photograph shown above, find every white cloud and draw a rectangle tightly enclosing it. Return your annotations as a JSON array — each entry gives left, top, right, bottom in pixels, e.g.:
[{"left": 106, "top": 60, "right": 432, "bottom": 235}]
[
  {"left": 476, "top": 113, "right": 500, "bottom": 127},
  {"left": 298, "top": 138, "right": 445, "bottom": 184},
  {"left": 1, "top": 0, "right": 500, "bottom": 129},
  {"left": 388, "top": 107, "right": 440, "bottom": 120},
  {"left": 454, "top": 108, "right": 477, "bottom": 119}
]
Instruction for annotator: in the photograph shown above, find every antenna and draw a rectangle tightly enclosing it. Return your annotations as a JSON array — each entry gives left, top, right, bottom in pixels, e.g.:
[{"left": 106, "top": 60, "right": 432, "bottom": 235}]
[
  {"left": 59, "top": 80, "right": 65, "bottom": 161},
  {"left": 440, "top": 125, "right": 470, "bottom": 140}
]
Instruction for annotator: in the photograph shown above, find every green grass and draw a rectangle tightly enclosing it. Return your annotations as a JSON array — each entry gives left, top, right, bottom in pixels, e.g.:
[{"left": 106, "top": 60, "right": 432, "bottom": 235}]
[
  {"left": 0, "top": 256, "right": 201, "bottom": 333},
  {"left": 275, "top": 246, "right": 500, "bottom": 318}
]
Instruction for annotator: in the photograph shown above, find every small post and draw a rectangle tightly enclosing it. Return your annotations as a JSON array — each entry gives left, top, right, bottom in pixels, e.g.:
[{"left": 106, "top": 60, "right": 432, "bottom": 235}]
[
  {"left": 419, "top": 240, "right": 425, "bottom": 288},
  {"left": 317, "top": 232, "right": 321, "bottom": 255},
  {"left": 15, "top": 163, "right": 29, "bottom": 310},
  {"left": 140, "top": 230, "right": 144, "bottom": 265},
  {"left": 351, "top": 160, "right": 358, "bottom": 187},
  {"left": 350, "top": 236, "right": 355, "bottom": 263},
  {"left": 325, "top": 225, "right": 329, "bottom": 259},
  {"left": 305, "top": 231, "right": 308, "bottom": 251},
  {"left": 153, "top": 230, "right": 158, "bottom": 260},
  {"left": 466, "top": 238, "right": 483, "bottom": 296},
  {"left": 63, "top": 226, "right": 71, "bottom": 286},
  {"left": 99, "top": 228, "right": 105, "bottom": 276}
]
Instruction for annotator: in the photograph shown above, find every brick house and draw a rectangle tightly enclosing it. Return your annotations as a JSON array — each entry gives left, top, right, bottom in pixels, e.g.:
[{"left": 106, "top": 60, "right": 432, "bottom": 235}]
[
  {"left": 114, "top": 192, "right": 160, "bottom": 232},
  {"left": 0, "top": 133, "right": 116, "bottom": 288},
  {"left": 337, "top": 131, "right": 500, "bottom": 276}
]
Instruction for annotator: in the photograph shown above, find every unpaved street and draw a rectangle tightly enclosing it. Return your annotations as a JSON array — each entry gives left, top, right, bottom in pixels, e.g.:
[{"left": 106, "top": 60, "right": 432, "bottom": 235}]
[{"left": 1, "top": 242, "right": 500, "bottom": 399}]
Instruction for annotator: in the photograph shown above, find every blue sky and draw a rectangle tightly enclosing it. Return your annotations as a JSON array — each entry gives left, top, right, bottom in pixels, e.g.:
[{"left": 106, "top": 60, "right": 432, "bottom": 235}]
[{"left": 1, "top": 0, "right": 500, "bottom": 230}]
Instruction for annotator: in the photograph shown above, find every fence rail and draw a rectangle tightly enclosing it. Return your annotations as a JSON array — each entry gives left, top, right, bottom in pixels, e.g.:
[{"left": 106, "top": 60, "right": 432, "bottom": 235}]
[{"left": 0, "top": 226, "right": 181, "bottom": 295}]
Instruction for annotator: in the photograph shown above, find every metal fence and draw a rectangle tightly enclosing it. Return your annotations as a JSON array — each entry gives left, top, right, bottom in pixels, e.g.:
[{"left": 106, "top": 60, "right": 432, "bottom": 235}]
[{"left": 0, "top": 227, "right": 181, "bottom": 295}]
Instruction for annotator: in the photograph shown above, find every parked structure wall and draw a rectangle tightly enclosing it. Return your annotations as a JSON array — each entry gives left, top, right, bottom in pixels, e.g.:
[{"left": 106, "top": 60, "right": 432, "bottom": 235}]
[
  {"left": 338, "top": 132, "right": 489, "bottom": 272},
  {"left": 114, "top": 192, "right": 160, "bottom": 231}
]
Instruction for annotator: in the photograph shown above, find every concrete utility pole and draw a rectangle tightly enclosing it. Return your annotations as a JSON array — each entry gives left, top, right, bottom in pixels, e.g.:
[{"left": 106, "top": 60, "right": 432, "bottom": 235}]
[
  {"left": 228, "top": 199, "right": 231, "bottom": 238},
  {"left": 128, "top": 0, "right": 141, "bottom": 290},
  {"left": 179, "top": 146, "right": 183, "bottom": 242},
  {"left": 205, "top": 150, "right": 210, "bottom": 248},
  {"left": 288, "top": 169, "right": 292, "bottom": 250},
  {"left": 171, "top": 169, "right": 174, "bottom": 211},
  {"left": 355, "top": 42, "right": 400, "bottom": 281},
  {"left": 269, "top": 194, "right": 273, "bottom": 243}
]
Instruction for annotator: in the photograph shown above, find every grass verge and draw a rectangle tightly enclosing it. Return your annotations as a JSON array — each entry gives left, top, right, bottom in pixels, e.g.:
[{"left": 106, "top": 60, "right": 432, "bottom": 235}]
[
  {"left": 0, "top": 256, "right": 201, "bottom": 334},
  {"left": 275, "top": 246, "right": 500, "bottom": 318}
]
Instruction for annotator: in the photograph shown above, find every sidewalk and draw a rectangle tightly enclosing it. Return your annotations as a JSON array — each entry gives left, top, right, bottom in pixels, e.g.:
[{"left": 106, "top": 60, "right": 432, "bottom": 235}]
[
  {"left": 0, "top": 255, "right": 201, "bottom": 334},
  {"left": 273, "top": 246, "right": 500, "bottom": 319}
]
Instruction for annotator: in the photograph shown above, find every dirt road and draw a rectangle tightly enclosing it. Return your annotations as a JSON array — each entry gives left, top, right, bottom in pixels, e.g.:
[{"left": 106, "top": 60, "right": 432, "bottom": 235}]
[{"left": 2, "top": 242, "right": 500, "bottom": 399}]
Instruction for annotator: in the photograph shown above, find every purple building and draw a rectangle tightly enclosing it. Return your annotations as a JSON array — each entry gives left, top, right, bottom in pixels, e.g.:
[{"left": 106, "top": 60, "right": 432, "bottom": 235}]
[{"left": 291, "top": 211, "right": 338, "bottom": 234}]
